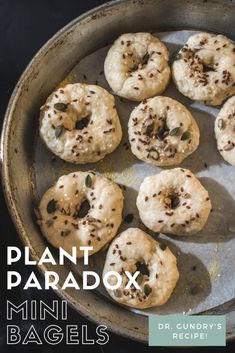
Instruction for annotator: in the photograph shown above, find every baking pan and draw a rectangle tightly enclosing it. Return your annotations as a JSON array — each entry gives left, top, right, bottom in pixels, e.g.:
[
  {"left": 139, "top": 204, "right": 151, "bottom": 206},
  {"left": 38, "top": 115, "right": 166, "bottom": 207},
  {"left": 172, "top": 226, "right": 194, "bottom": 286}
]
[{"left": 1, "top": 0, "right": 235, "bottom": 342}]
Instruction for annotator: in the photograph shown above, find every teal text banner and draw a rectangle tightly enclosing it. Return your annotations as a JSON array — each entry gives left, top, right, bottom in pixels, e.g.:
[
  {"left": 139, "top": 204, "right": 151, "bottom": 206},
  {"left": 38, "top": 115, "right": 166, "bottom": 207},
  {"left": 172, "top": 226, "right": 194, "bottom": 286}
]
[{"left": 149, "top": 315, "right": 226, "bottom": 346}]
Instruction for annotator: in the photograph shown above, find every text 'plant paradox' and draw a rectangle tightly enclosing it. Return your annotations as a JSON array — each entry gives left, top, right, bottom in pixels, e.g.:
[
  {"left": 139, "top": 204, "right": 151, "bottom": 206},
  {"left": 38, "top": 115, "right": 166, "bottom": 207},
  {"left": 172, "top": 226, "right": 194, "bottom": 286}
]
[{"left": 7, "top": 246, "right": 141, "bottom": 290}]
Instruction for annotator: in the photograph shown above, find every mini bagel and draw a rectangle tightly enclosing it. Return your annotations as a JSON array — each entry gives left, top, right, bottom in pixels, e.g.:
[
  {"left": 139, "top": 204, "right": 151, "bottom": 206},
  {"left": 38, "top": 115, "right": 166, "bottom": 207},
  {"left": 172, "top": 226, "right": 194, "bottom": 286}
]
[
  {"left": 172, "top": 32, "right": 235, "bottom": 106},
  {"left": 40, "top": 83, "right": 122, "bottom": 163},
  {"left": 104, "top": 32, "right": 171, "bottom": 101},
  {"left": 36, "top": 171, "right": 124, "bottom": 257},
  {"left": 102, "top": 228, "right": 179, "bottom": 309},
  {"left": 137, "top": 168, "right": 211, "bottom": 236},
  {"left": 215, "top": 95, "right": 235, "bottom": 165},
  {"left": 128, "top": 96, "right": 200, "bottom": 166}
]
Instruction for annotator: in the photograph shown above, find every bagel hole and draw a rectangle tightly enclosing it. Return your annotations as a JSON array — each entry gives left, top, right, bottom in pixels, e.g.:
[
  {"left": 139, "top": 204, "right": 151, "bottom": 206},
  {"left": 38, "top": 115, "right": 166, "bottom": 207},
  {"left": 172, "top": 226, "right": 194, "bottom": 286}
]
[
  {"left": 202, "top": 63, "right": 216, "bottom": 73},
  {"left": 74, "top": 199, "right": 90, "bottom": 218},
  {"left": 141, "top": 52, "right": 150, "bottom": 66},
  {"left": 130, "top": 63, "right": 139, "bottom": 72},
  {"left": 75, "top": 115, "right": 90, "bottom": 130},
  {"left": 143, "top": 118, "right": 169, "bottom": 140},
  {"left": 135, "top": 261, "right": 150, "bottom": 276},
  {"left": 142, "top": 119, "right": 154, "bottom": 136},
  {"left": 130, "top": 52, "right": 150, "bottom": 72},
  {"left": 164, "top": 193, "right": 180, "bottom": 209},
  {"left": 156, "top": 120, "right": 169, "bottom": 140}
]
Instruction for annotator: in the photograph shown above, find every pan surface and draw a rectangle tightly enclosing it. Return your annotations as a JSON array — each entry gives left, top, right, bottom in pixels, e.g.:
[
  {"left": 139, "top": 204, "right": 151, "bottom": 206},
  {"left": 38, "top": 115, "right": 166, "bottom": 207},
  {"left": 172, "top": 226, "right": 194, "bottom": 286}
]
[{"left": 1, "top": 0, "right": 235, "bottom": 342}]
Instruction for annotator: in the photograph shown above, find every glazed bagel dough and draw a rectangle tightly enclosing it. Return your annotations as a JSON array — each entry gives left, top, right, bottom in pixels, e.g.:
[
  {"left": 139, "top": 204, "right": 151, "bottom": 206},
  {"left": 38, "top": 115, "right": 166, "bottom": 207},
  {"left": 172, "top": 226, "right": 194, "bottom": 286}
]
[
  {"left": 104, "top": 32, "right": 171, "bottom": 101},
  {"left": 37, "top": 171, "right": 124, "bottom": 257},
  {"left": 102, "top": 228, "right": 179, "bottom": 309},
  {"left": 215, "top": 96, "right": 235, "bottom": 165},
  {"left": 40, "top": 83, "right": 122, "bottom": 163},
  {"left": 172, "top": 32, "right": 235, "bottom": 106},
  {"left": 137, "top": 168, "right": 211, "bottom": 236},
  {"left": 128, "top": 96, "right": 200, "bottom": 166}
]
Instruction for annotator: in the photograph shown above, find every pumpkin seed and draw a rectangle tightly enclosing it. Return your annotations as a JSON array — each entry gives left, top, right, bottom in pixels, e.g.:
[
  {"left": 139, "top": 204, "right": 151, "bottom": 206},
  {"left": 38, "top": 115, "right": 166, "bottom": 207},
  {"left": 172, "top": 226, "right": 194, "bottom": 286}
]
[
  {"left": 55, "top": 124, "right": 64, "bottom": 138},
  {"left": 170, "top": 127, "right": 180, "bottom": 136},
  {"left": 144, "top": 284, "right": 152, "bottom": 296},
  {"left": 47, "top": 199, "right": 57, "bottom": 213},
  {"left": 149, "top": 148, "right": 159, "bottom": 161},
  {"left": 85, "top": 174, "right": 92, "bottom": 188},
  {"left": 54, "top": 102, "right": 68, "bottom": 112},
  {"left": 74, "top": 200, "right": 90, "bottom": 219},
  {"left": 181, "top": 131, "right": 190, "bottom": 140}
]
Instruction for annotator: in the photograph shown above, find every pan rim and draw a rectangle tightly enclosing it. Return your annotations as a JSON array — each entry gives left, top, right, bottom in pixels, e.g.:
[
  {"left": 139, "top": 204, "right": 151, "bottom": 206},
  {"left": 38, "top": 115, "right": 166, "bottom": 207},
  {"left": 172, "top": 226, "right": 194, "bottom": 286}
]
[{"left": 1, "top": 0, "right": 235, "bottom": 343}]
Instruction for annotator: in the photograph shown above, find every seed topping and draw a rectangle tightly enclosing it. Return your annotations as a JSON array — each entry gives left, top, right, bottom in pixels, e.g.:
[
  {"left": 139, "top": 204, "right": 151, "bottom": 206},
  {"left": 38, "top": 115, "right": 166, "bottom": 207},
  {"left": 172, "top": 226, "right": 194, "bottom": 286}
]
[
  {"left": 47, "top": 199, "right": 57, "bottom": 213},
  {"left": 54, "top": 102, "right": 68, "bottom": 112}
]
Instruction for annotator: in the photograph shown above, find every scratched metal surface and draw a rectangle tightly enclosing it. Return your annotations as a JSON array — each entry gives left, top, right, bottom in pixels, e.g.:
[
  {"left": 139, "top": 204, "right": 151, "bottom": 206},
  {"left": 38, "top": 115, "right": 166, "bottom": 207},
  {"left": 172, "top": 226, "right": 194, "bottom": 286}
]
[{"left": 34, "top": 30, "right": 235, "bottom": 316}]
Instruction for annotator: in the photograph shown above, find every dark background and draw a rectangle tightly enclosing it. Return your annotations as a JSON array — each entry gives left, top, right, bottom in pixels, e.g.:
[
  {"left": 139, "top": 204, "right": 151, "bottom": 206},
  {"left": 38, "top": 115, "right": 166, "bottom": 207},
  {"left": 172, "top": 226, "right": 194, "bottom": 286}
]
[{"left": 0, "top": 0, "right": 234, "bottom": 352}]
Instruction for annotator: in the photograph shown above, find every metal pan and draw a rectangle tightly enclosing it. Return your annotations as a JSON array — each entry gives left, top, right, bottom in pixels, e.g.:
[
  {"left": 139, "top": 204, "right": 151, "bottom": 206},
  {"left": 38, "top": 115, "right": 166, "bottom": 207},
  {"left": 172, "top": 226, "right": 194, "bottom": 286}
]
[{"left": 1, "top": 0, "right": 235, "bottom": 343}]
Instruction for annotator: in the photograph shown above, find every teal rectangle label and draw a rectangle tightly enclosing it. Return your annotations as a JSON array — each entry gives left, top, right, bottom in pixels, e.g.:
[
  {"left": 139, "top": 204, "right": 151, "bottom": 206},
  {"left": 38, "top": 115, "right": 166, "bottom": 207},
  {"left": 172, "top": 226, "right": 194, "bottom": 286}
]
[{"left": 149, "top": 315, "right": 226, "bottom": 346}]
